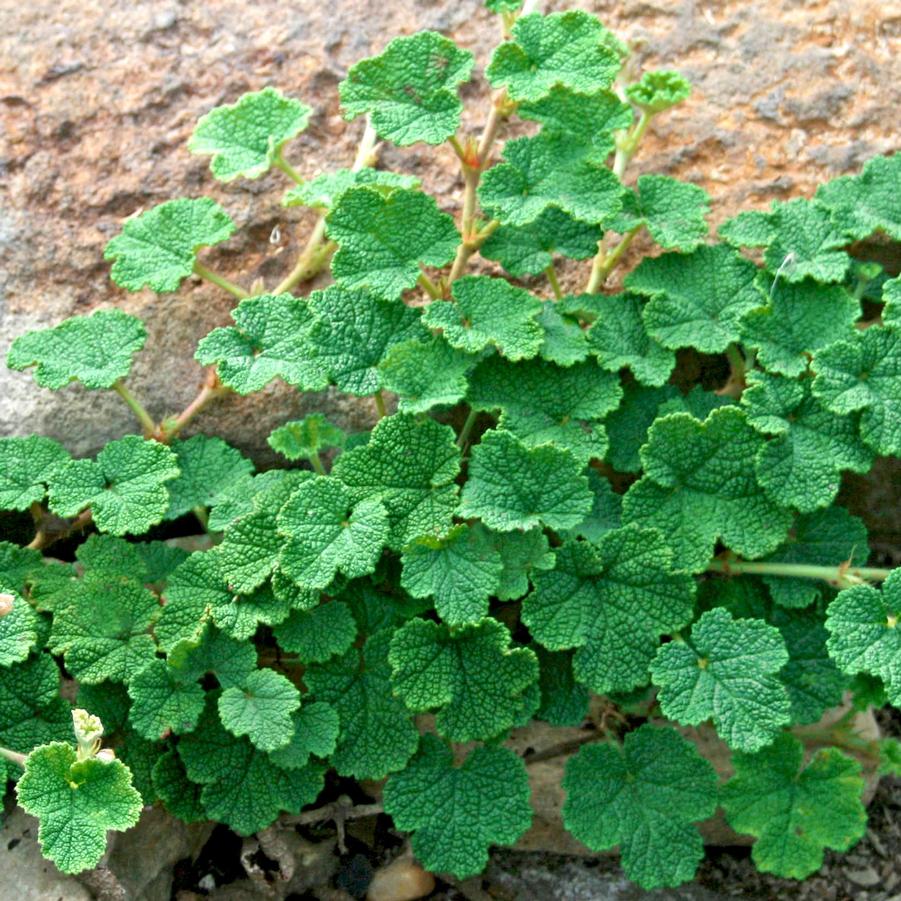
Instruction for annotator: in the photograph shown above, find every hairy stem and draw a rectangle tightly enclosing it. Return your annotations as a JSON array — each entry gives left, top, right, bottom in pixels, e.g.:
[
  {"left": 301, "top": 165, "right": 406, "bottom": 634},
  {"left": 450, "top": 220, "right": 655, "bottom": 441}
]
[
  {"left": 707, "top": 557, "right": 893, "bottom": 588},
  {"left": 192, "top": 261, "right": 249, "bottom": 300},
  {"left": 112, "top": 380, "right": 156, "bottom": 436},
  {"left": 545, "top": 264, "right": 563, "bottom": 299},
  {"left": 793, "top": 723, "right": 881, "bottom": 763},
  {"left": 417, "top": 270, "right": 443, "bottom": 299},
  {"left": 584, "top": 227, "right": 640, "bottom": 294},
  {"left": 274, "top": 153, "right": 305, "bottom": 185},
  {"left": 159, "top": 370, "right": 230, "bottom": 442},
  {"left": 0, "top": 746, "right": 27, "bottom": 768},
  {"left": 274, "top": 118, "right": 379, "bottom": 296},
  {"left": 308, "top": 450, "right": 326, "bottom": 476},
  {"left": 613, "top": 110, "right": 652, "bottom": 179},
  {"left": 26, "top": 509, "right": 93, "bottom": 552}
]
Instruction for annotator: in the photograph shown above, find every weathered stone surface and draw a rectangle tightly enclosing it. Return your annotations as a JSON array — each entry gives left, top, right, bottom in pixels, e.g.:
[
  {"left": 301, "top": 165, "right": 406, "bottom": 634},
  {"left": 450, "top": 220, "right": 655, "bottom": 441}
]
[{"left": 1, "top": 0, "right": 897, "bottom": 459}]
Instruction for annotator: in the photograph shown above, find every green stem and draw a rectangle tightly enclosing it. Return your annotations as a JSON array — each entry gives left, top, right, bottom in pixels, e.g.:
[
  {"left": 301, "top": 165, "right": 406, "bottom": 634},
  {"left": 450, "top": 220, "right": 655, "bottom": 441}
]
[
  {"left": 192, "top": 261, "right": 249, "bottom": 300},
  {"left": 373, "top": 390, "right": 388, "bottom": 420},
  {"left": 545, "top": 264, "right": 563, "bottom": 300},
  {"left": 792, "top": 723, "right": 881, "bottom": 762},
  {"left": 707, "top": 557, "right": 893, "bottom": 588},
  {"left": 274, "top": 154, "right": 305, "bottom": 185},
  {"left": 456, "top": 407, "right": 479, "bottom": 449},
  {"left": 418, "top": 270, "right": 443, "bottom": 299},
  {"left": 448, "top": 135, "right": 468, "bottom": 164},
  {"left": 0, "top": 746, "right": 27, "bottom": 768},
  {"left": 160, "top": 371, "right": 229, "bottom": 443},
  {"left": 112, "top": 380, "right": 156, "bottom": 436},
  {"left": 613, "top": 111, "right": 652, "bottom": 179},
  {"left": 585, "top": 227, "right": 640, "bottom": 294},
  {"left": 308, "top": 451, "right": 326, "bottom": 476}
]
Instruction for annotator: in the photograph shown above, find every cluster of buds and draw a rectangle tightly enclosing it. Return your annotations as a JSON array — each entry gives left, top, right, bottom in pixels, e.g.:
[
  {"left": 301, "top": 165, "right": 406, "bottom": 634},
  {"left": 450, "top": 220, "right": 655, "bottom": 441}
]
[{"left": 72, "top": 709, "right": 116, "bottom": 763}]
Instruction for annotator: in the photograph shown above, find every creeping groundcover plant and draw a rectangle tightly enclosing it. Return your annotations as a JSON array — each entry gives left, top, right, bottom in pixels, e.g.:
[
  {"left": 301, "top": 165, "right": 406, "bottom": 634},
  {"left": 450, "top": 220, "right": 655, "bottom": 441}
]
[{"left": 2, "top": 3, "right": 900, "bottom": 890}]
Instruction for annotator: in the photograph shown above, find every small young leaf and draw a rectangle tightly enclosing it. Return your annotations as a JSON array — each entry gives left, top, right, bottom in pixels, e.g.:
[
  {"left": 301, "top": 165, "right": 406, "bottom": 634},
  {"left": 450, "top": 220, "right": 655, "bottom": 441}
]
[
  {"left": 49, "top": 436, "right": 179, "bottom": 536},
  {"left": 562, "top": 725, "right": 717, "bottom": 889},
  {"left": 268, "top": 414, "right": 346, "bottom": 462},
  {"left": 326, "top": 187, "right": 459, "bottom": 300},
  {"left": 379, "top": 337, "right": 476, "bottom": 414},
  {"left": 721, "top": 734, "right": 866, "bottom": 879},
  {"left": 188, "top": 87, "right": 311, "bottom": 181},
  {"left": 389, "top": 618, "right": 538, "bottom": 741},
  {"left": 384, "top": 734, "right": 532, "bottom": 878},
  {"left": 460, "top": 430, "right": 592, "bottom": 532},
  {"left": 7, "top": 310, "right": 147, "bottom": 390},
  {"left": 104, "top": 198, "right": 235, "bottom": 293},
  {"left": 825, "top": 570, "right": 901, "bottom": 705},
  {"left": 196, "top": 293, "right": 327, "bottom": 395},
  {"left": 283, "top": 167, "right": 419, "bottom": 209},
  {"left": 218, "top": 668, "right": 300, "bottom": 752},
  {"left": 625, "top": 70, "right": 691, "bottom": 112},
  {"left": 16, "top": 742, "right": 143, "bottom": 874},
  {"left": 423, "top": 275, "right": 544, "bottom": 361},
  {"left": 487, "top": 11, "right": 621, "bottom": 101}
]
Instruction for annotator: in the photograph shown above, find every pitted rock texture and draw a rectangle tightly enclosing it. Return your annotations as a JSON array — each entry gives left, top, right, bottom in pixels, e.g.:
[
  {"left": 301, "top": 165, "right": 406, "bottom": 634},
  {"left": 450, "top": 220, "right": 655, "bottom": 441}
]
[{"left": 1, "top": 0, "right": 899, "bottom": 459}]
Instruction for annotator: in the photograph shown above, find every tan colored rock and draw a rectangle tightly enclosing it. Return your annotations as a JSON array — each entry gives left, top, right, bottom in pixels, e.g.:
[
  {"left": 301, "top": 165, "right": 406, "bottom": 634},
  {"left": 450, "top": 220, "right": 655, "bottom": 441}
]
[
  {"left": 367, "top": 854, "right": 435, "bottom": 901},
  {"left": 1, "top": 0, "right": 898, "bottom": 459}
]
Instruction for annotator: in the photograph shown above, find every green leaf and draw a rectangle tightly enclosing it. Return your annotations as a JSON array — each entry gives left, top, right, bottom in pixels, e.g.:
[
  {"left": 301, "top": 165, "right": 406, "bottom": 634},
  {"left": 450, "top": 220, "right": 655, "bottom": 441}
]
[
  {"left": 478, "top": 133, "right": 622, "bottom": 227},
  {"left": 0, "top": 542, "right": 44, "bottom": 594},
  {"left": 882, "top": 275, "right": 900, "bottom": 326},
  {"left": 0, "top": 587, "right": 39, "bottom": 666},
  {"left": 740, "top": 279, "right": 859, "bottom": 378},
  {"left": 308, "top": 285, "right": 423, "bottom": 395},
  {"left": 218, "top": 668, "right": 300, "bottom": 752},
  {"left": 305, "top": 630, "right": 418, "bottom": 779},
  {"left": 478, "top": 524, "right": 555, "bottom": 601},
  {"left": 49, "top": 573, "right": 158, "bottom": 684},
  {"left": 168, "top": 626, "right": 257, "bottom": 690},
  {"left": 283, "top": 167, "right": 419, "bottom": 209},
  {"left": 384, "top": 734, "right": 532, "bottom": 878},
  {"left": 340, "top": 31, "right": 473, "bottom": 145},
  {"left": 400, "top": 524, "right": 503, "bottom": 626},
  {"left": 743, "top": 373, "right": 872, "bottom": 512},
  {"left": 179, "top": 700, "right": 324, "bottom": 835},
  {"left": 815, "top": 153, "right": 901, "bottom": 241},
  {"left": 165, "top": 435, "right": 254, "bottom": 520},
  {"left": 103, "top": 198, "right": 235, "bottom": 293},
  {"left": 811, "top": 326, "right": 901, "bottom": 456},
  {"left": 586, "top": 292, "right": 676, "bottom": 386},
  {"left": 487, "top": 11, "right": 621, "bottom": 101},
  {"left": 7, "top": 310, "right": 147, "bottom": 390},
  {"left": 268, "top": 702, "right": 340, "bottom": 770},
  {"left": 611, "top": 175, "right": 710, "bottom": 250},
  {"left": 603, "top": 382, "right": 678, "bottom": 473},
  {"left": 622, "top": 407, "right": 793, "bottom": 573},
  {"left": 486, "top": 0, "right": 522, "bottom": 12},
  {"left": 49, "top": 436, "right": 179, "bottom": 536},
  {"left": 268, "top": 414, "right": 346, "bottom": 462},
  {"left": 721, "top": 733, "right": 866, "bottom": 878},
  {"left": 562, "top": 725, "right": 716, "bottom": 889},
  {"left": 215, "top": 509, "right": 285, "bottom": 594},
  {"left": 16, "top": 742, "right": 142, "bottom": 874},
  {"left": 277, "top": 476, "right": 388, "bottom": 589},
  {"left": 536, "top": 303, "right": 590, "bottom": 367},
  {"left": 536, "top": 648, "right": 590, "bottom": 726},
  {"left": 75, "top": 533, "right": 149, "bottom": 582},
  {"left": 562, "top": 469, "right": 622, "bottom": 542},
  {"left": 0, "top": 436, "right": 70, "bottom": 510},
  {"left": 626, "top": 244, "right": 761, "bottom": 353},
  {"left": 718, "top": 209, "right": 776, "bottom": 248},
  {"left": 523, "top": 527, "right": 695, "bottom": 693},
  {"left": 189, "top": 87, "right": 310, "bottom": 181},
  {"left": 518, "top": 86, "right": 632, "bottom": 146},
  {"left": 273, "top": 601, "right": 357, "bottom": 662},
  {"left": 196, "top": 293, "right": 327, "bottom": 395},
  {"left": 650, "top": 608, "right": 790, "bottom": 751},
  {"left": 423, "top": 275, "right": 544, "bottom": 360},
  {"left": 380, "top": 337, "right": 476, "bottom": 413},
  {"left": 481, "top": 207, "right": 602, "bottom": 277},
  {"left": 332, "top": 414, "right": 460, "bottom": 549},
  {"left": 127, "top": 658, "right": 205, "bottom": 740},
  {"left": 389, "top": 618, "right": 538, "bottom": 741},
  {"left": 152, "top": 749, "right": 206, "bottom": 823},
  {"left": 825, "top": 570, "right": 901, "bottom": 705},
  {"left": 625, "top": 70, "right": 691, "bottom": 112},
  {"left": 136, "top": 541, "right": 189, "bottom": 585},
  {"left": 467, "top": 355, "right": 621, "bottom": 463},
  {"left": 761, "top": 506, "right": 868, "bottom": 609},
  {"left": 0, "top": 654, "right": 72, "bottom": 754},
  {"left": 460, "top": 429, "right": 592, "bottom": 532},
  {"left": 327, "top": 187, "right": 459, "bottom": 300}
]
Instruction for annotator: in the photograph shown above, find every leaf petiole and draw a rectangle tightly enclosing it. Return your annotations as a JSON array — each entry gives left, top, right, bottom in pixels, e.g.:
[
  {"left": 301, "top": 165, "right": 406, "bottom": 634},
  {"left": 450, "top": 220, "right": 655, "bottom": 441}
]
[
  {"left": 585, "top": 226, "right": 640, "bottom": 293},
  {"left": 112, "top": 380, "right": 156, "bottom": 437},
  {"left": 0, "top": 746, "right": 27, "bottom": 768},
  {"left": 192, "top": 261, "right": 249, "bottom": 300},
  {"left": 707, "top": 557, "right": 893, "bottom": 588}
]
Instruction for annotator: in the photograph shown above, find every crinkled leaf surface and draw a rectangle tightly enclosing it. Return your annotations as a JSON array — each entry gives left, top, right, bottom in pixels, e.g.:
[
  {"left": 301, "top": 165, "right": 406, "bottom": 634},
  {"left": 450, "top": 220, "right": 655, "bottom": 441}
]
[
  {"left": 196, "top": 293, "right": 327, "bottom": 394},
  {"left": 478, "top": 524, "right": 555, "bottom": 601},
  {"left": 460, "top": 429, "right": 592, "bottom": 532},
  {"left": 536, "top": 303, "right": 590, "bottom": 367},
  {"left": 603, "top": 382, "right": 679, "bottom": 473},
  {"left": 17, "top": 742, "right": 143, "bottom": 874},
  {"left": 127, "top": 658, "right": 205, "bottom": 740},
  {"left": 273, "top": 601, "right": 357, "bottom": 663},
  {"left": 7, "top": 310, "right": 147, "bottom": 390},
  {"left": 284, "top": 167, "right": 419, "bottom": 209},
  {"left": 168, "top": 626, "right": 258, "bottom": 690},
  {"left": 518, "top": 86, "right": 632, "bottom": 145},
  {"left": 218, "top": 668, "right": 300, "bottom": 752},
  {"left": 309, "top": 285, "right": 423, "bottom": 395},
  {"left": 327, "top": 187, "right": 459, "bottom": 300},
  {"left": 388, "top": 618, "right": 537, "bottom": 741},
  {"left": 536, "top": 647, "right": 590, "bottom": 726},
  {"left": 268, "top": 702, "right": 341, "bottom": 770},
  {"left": 384, "top": 734, "right": 532, "bottom": 878},
  {"left": 487, "top": 11, "right": 621, "bottom": 101},
  {"left": 0, "top": 587, "right": 39, "bottom": 666},
  {"left": 189, "top": 87, "right": 311, "bottom": 181},
  {"left": 721, "top": 734, "right": 866, "bottom": 878},
  {"left": 165, "top": 435, "right": 254, "bottom": 519},
  {"left": 626, "top": 245, "right": 761, "bottom": 353},
  {"left": 650, "top": 608, "right": 790, "bottom": 752},
  {"left": 523, "top": 527, "right": 695, "bottom": 694},
  {"left": 0, "top": 653, "right": 72, "bottom": 754},
  {"left": 267, "top": 414, "right": 346, "bottom": 461},
  {"left": 562, "top": 725, "right": 717, "bottom": 889},
  {"left": 622, "top": 408, "right": 793, "bottom": 572},
  {"left": 626, "top": 70, "right": 691, "bottom": 112},
  {"left": 380, "top": 337, "right": 475, "bottom": 413},
  {"left": 424, "top": 275, "right": 544, "bottom": 360},
  {"left": 104, "top": 198, "right": 235, "bottom": 292},
  {"left": 563, "top": 469, "right": 622, "bottom": 542}
]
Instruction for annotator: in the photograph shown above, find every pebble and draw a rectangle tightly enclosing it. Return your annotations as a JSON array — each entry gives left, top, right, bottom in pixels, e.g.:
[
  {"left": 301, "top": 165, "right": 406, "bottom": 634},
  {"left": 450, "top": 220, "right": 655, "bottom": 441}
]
[
  {"left": 846, "top": 866, "right": 881, "bottom": 888},
  {"left": 367, "top": 856, "right": 435, "bottom": 901}
]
